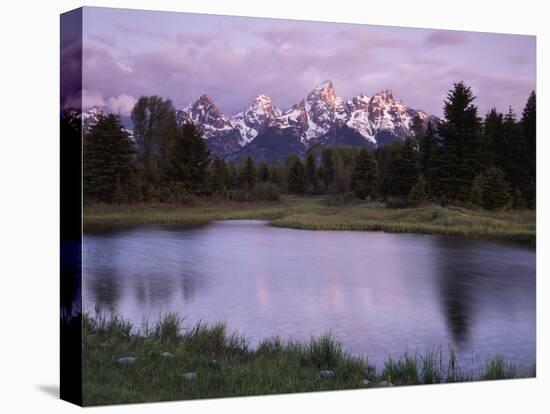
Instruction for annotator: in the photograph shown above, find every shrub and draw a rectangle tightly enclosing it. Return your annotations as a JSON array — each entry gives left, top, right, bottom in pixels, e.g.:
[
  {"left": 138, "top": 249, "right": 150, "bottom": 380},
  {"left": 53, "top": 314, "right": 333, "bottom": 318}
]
[
  {"left": 253, "top": 182, "right": 281, "bottom": 202},
  {"left": 325, "top": 193, "right": 355, "bottom": 206},
  {"left": 471, "top": 167, "right": 512, "bottom": 210},
  {"left": 385, "top": 196, "right": 411, "bottom": 209},
  {"left": 407, "top": 175, "right": 428, "bottom": 207}
]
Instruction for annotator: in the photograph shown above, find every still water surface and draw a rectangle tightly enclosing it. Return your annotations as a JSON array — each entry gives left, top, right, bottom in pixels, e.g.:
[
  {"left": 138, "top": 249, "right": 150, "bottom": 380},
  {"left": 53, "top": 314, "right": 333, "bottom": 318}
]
[{"left": 83, "top": 220, "right": 535, "bottom": 371}]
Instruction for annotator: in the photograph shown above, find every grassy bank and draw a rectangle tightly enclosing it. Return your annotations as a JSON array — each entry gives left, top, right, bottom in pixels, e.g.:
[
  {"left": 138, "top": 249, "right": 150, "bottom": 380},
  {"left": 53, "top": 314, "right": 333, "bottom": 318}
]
[
  {"left": 82, "top": 313, "right": 533, "bottom": 406},
  {"left": 84, "top": 196, "right": 535, "bottom": 243}
]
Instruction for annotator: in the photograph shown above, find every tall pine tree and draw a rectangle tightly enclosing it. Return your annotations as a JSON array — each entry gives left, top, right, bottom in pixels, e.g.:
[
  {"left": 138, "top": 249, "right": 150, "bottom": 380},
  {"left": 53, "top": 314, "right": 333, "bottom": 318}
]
[
  {"left": 239, "top": 155, "right": 257, "bottom": 193},
  {"left": 210, "top": 156, "right": 229, "bottom": 194},
  {"left": 258, "top": 159, "right": 270, "bottom": 182},
  {"left": 499, "top": 108, "right": 528, "bottom": 193},
  {"left": 320, "top": 147, "right": 335, "bottom": 187},
  {"left": 350, "top": 149, "right": 378, "bottom": 199},
  {"left": 482, "top": 108, "right": 503, "bottom": 167},
  {"left": 84, "top": 114, "right": 135, "bottom": 203},
  {"left": 385, "top": 138, "right": 420, "bottom": 197},
  {"left": 436, "top": 82, "right": 482, "bottom": 201},
  {"left": 305, "top": 152, "right": 317, "bottom": 192},
  {"left": 521, "top": 91, "right": 536, "bottom": 207},
  {"left": 287, "top": 158, "right": 306, "bottom": 194},
  {"left": 418, "top": 121, "right": 439, "bottom": 195}
]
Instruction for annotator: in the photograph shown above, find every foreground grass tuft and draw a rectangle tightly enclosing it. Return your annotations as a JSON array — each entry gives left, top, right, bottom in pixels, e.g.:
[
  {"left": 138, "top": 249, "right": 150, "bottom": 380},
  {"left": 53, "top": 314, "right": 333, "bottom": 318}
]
[
  {"left": 483, "top": 356, "right": 517, "bottom": 380},
  {"left": 82, "top": 313, "right": 534, "bottom": 406}
]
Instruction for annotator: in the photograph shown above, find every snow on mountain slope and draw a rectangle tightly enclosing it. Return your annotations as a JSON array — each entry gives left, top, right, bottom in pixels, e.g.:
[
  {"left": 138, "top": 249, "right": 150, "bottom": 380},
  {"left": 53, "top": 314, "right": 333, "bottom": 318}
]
[
  {"left": 230, "top": 95, "right": 282, "bottom": 146},
  {"left": 177, "top": 94, "right": 234, "bottom": 139},
  {"left": 80, "top": 81, "right": 435, "bottom": 159},
  {"left": 175, "top": 81, "right": 431, "bottom": 152}
]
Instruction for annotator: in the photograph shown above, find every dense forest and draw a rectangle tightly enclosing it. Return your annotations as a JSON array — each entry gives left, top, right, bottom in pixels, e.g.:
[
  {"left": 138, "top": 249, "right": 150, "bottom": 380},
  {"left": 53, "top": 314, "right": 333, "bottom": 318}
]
[{"left": 76, "top": 82, "right": 536, "bottom": 210}]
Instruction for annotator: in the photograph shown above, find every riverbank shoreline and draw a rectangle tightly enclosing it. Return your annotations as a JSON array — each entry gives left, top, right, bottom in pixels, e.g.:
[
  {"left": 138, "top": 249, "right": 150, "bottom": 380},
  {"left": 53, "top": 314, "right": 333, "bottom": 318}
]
[
  {"left": 81, "top": 312, "right": 534, "bottom": 406},
  {"left": 84, "top": 196, "right": 535, "bottom": 243}
]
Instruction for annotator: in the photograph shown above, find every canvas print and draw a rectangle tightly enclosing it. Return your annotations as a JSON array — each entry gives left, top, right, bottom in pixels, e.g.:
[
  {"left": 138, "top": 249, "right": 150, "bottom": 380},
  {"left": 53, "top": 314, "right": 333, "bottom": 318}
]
[{"left": 60, "top": 6, "right": 536, "bottom": 406}]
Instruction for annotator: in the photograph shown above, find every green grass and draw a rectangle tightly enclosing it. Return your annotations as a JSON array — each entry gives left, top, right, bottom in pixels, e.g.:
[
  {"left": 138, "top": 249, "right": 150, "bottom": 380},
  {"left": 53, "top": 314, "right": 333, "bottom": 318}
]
[
  {"left": 84, "top": 195, "right": 535, "bottom": 243},
  {"left": 82, "top": 313, "right": 534, "bottom": 406}
]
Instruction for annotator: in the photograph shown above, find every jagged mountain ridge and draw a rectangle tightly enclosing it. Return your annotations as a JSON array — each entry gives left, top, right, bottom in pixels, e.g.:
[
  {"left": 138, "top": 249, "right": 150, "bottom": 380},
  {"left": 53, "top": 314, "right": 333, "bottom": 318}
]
[
  {"left": 78, "top": 81, "right": 436, "bottom": 160},
  {"left": 177, "top": 80, "right": 435, "bottom": 159}
]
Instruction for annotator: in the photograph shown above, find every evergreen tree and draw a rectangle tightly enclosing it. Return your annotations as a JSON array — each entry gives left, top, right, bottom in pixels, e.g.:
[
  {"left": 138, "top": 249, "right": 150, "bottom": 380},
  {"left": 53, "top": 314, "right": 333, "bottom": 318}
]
[
  {"left": 407, "top": 175, "right": 428, "bottom": 207},
  {"left": 305, "top": 152, "right": 317, "bottom": 191},
  {"left": 482, "top": 108, "right": 503, "bottom": 167},
  {"left": 315, "top": 166, "right": 327, "bottom": 194},
  {"left": 210, "top": 156, "right": 229, "bottom": 194},
  {"left": 226, "top": 161, "right": 239, "bottom": 190},
  {"left": 331, "top": 151, "right": 352, "bottom": 194},
  {"left": 287, "top": 158, "right": 306, "bottom": 194},
  {"left": 477, "top": 167, "right": 512, "bottom": 210},
  {"left": 436, "top": 82, "right": 483, "bottom": 201},
  {"left": 375, "top": 142, "right": 402, "bottom": 196},
  {"left": 350, "top": 149, "right": 378, "bottom": 199},
  {"left": 521, "top": 91, "right": 536, "bottom": 207},
  {"left": 162, "top": 127, "right": 187, "bottom": 185},
  {"left": 418, "top": 121, "right": 439, "bottom": 194},
  {"left": 239, "top": 155, "right": 257, "bottom": 192},
  {"left": 83, "top": 114, "right": 135, "bottom": 203},
  {"left": 320, "top": 147, "right": 335, "bottom": 187},
  {"left": 499, "top": 108, "right": 528, "bottom": 192},
  {"left": 163, "top": 122, "right": 210, "bottom": 195},
  {"left": 269, "top": 157, "right": 283, "bottom": 187},
  {"left": 385, "top": 138, "right": 420, "bottom": 197},
  {"left": 258, "top": 159, "right": 270, "bottom": 182},
  {"left": 512, "top": 188, "right": 527, "bottom": 210},
  {"left": 410, "top": 114, "right": 425, "bottom": 141}
]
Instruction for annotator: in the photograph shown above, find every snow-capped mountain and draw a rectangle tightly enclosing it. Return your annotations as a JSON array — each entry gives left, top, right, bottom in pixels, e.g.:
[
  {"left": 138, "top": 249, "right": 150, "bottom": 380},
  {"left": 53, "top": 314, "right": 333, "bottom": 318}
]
[
  {"left": 177, "top": 95, "right": 234, "bottom": 137},
  {"left": 75, "top": 106, "right": 134, "bottom": 140},
  {"left": 176, "top": 95, "right": 242, "bottom": 156},
  {"left": 231, "top": 95, "right": 282, "bottom": 146},
  {"left": 78, "top": 81, "right": 435, "bottom": 160},
  {"left": 81, "top": 106, "right": 104, "bottom": 130},
  {"left": 176, "top": 80, "right": 435, "bottom": 159}
]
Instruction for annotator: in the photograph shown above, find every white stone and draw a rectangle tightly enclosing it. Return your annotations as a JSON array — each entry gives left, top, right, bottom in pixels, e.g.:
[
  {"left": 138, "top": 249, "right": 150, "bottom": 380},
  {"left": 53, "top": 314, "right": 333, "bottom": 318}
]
[{"left": 116, "top": 357, "right": 136, "bottom": 365}]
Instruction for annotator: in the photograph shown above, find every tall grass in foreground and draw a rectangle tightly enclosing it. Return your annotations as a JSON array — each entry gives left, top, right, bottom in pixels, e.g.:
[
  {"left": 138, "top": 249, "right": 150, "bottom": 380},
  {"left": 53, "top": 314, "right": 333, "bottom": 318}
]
[{"left": 82, "top": 312, "right": 534, "bottom": 406}]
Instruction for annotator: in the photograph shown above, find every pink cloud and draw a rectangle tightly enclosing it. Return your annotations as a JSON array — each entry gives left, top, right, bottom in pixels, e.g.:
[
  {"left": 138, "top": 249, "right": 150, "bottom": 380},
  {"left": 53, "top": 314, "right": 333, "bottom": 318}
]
[{"left": 425, "top": 31, "right": 466, "bottom": 47}]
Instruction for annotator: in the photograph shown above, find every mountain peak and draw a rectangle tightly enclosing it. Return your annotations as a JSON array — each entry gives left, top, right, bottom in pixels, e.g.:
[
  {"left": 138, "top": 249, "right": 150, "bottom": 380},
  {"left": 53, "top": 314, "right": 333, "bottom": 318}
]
[
  {"left": 198, "top": 94, "right": 214, "bottom": 102},
  {"left": 254, "top": 94, "right": 272, "bottom": 102},
  {"left": 173, "top": 80, "right": 435, "bottom": 158},
  {"left": 250, "top": 94, "right": 275, "bottom": 111},
  {"left": 231, "top": 94, "right": 281, "bottom": 146},
  {"left": 307, "top": 80, "right": 338, "bottom": 108},
  {"left": 188, "top": 94, "right": 223, "bottom": 115},
  {"left": 179, "top": 94, "right": 233, "bottom": 137},
  {"left": 314, "top": 80, "right": 334, "bottom": 90},
  {"left": 372, "top": 89, "right": 395, "bottom": 102}
]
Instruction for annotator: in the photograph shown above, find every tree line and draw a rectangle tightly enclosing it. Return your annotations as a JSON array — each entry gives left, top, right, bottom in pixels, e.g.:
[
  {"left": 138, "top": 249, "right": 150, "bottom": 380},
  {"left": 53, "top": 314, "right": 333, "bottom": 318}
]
[{"left": 80, "top": 82, "right": 536, "bottom": 210}]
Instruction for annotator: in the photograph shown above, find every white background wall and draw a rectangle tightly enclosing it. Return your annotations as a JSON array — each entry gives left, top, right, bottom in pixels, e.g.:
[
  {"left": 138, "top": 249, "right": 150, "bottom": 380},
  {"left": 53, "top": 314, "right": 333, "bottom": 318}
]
[{"left": 0, "top": 0, "right": 547, "bottom": 412}]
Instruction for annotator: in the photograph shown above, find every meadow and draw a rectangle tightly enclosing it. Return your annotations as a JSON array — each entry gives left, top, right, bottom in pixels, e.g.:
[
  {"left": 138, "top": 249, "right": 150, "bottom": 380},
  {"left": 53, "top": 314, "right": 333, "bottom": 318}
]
[{"left": 84, "top": 196, "right": 535, "bottom": 243}]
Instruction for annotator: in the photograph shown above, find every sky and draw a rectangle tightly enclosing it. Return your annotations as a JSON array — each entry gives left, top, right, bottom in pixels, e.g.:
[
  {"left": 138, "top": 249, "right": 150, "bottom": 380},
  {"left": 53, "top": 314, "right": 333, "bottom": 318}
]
[{"left": 77, "top": 6, "right": 536, "bottom": 118}]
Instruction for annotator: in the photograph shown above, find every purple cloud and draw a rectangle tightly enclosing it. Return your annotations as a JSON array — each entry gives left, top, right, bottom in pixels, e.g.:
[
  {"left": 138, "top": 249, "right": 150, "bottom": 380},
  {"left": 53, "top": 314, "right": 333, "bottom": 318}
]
[
  {"left": 81, "top": 7, "right": 536, "bottom": 118},
  {"left": 425, "top": 31, "right": 466, "bottom": 47}
]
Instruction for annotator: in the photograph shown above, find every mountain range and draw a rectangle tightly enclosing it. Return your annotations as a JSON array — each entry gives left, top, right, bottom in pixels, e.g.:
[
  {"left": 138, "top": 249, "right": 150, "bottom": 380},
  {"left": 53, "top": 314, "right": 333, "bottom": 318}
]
[{"left": 81, "top": 80, "right": 436, "bottom": 161}]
